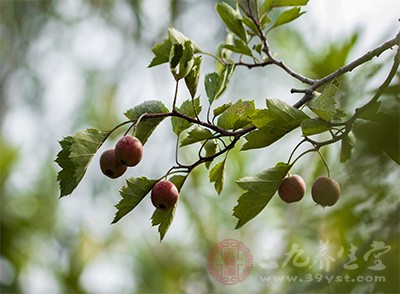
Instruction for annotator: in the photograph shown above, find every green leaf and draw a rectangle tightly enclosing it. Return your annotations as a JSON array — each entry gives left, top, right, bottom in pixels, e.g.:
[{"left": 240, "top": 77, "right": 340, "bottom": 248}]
[
  {"left": 357, "top": 101, "right": 381, "bottom": 121},
  {"left": 340, "top": 132, "right": 355, "bottom": 163},
  {"left": 56, "top": 137, "right": 76, "bottom": 196},
  {"left": 301, "top": 118, "right": 329, "bottom": 136},
  {"left": 180, "top": 126, "right": 214, "bottom": 147},
  {"left": 242, "top": 129, "right": 274, "bottom": 150},
  {"left": 178, "top": 41, "right": 195, "bottom": 79},
  {"left": 253, "top": 43, "right": 263, "bottom": 55},
  {"left": 204, "top": 140, "right": 218, "bottom": 169},
  {"left": 209, "top": 159, "right": 226, "bottom": 195},
  {"left": 149, "top": 28, "right": 200, "bottom": 69},
  {"left": 113, "top": 177, "right": 157, "bottom": 223},
  {"left": 354, "top": 109, "right": 400, "bottom": 164},
  {"left": 223, "top": 38, "right": 253, "bottom": 57},
  {"left": 205, "top": 65, "right": 235, "bottom": 104},
  {"left": 168, "top": 27, "right": 189, "bottom": 44},
  {"left": 124, "top": 100, "right": 169, "bottom": 145},
  {"left": 170, "top": 40, "right": 194, "bottom": 81},
  {"left": 271, "top": 7, "right": 305, "bottom": 30},
  {"left": 56, "top": 128, "right": 108, "bottom": 197},
  {"left": 242, "top": 16, "right": 262, "bottom": 35},
  {"left": 171, "top": 98, "right": 202, "bottom": 135},
  {"left": 70, "top": 129, "right": 108, "bottom": 180},
  {"left": 260, "top": 15, "right": 272, "bottom": 29},
  {"left": 213, "top": 102, "right": 233, "bottom": 117},
  {"left": 262, "top": 0, "right": 309, "bottom": 14},
  {"left": 216, "top": 2, "right": 247, "bottom": 42},
  {"left": 243, "top": 99, "right": 309, "bottom": 150},
  {"left": 168, "top": 27, "right": 201, "bottom": 52},
  {"left": 185, "top": 56, "right": 202, "bottom": 98},
  {"left": 149, "top": 38, "right": 172, "bottom": 67},
  {"left": 333, "top": 109, "right": 347, "bottom": 119},
  {"left": 249, "top": 109, "right": 276, "bottom": 128},
  {"left": 217, "top": 65, "right": 235, "bottom": 93},
  {"left": 169, "top": 43, "right": 183, "bottom": 69},
  {"left": 217, "top": 99, "right": 255, "bottom": 130},
  {"left": 169, "top": 41, "right": 194, "bottom": 81},
  {"left": 151, "top": 206, "right": 176, "bottom": 241},
  {"left": 233, "top": 162, "right": 290, "bottom": 229},
  {"left": 253, "top": 99, "right": 309, "bottom": 128},
  {"left": 205, "top": 73, "right": 219, "bottom": 103},
  {"left": 309, "top": 33, "right": 359, "bottom": 78},
  {"left": 308, "top": 84, "right": 338, "bottom": 121}
]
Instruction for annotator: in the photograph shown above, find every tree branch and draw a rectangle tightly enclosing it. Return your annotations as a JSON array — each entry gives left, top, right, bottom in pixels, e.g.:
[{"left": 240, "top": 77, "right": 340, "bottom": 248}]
[
  {"left": 177, "top": 134, "right": 241, "bottom": 172},
  {"left": 140, "top": 20, "right": 399, "bottom": 181},
  {"left": 138, "top": 110, "right": 256, "bottom": 138},
  {"left": 293, "top": 30, "right": 400, "bottom": 108},
  {"left": 353, "top": 40, "right": 400, "bottom": 119},
  {"left": 304, "top": 43, "right": 400, "bottom": 149}
]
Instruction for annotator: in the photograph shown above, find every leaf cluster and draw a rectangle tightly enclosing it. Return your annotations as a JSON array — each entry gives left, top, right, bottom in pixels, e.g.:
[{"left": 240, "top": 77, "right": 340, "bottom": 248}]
[{"left": 55, "top": 0, "right": 400, "bottom": 240}]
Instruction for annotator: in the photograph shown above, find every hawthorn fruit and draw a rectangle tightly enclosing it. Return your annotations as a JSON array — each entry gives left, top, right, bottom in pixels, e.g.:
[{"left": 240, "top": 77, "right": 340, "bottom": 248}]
[
  {"left": 151, "top": 180, "right": 179, "bottom": 210},
  {"left": 115, "top": 135, "right": 143, "bottom": 166},
  {"left": 278, "top": 175, "right": 306, "bottom": 203},
  {"left": 311, "top": 176, "right": 341, "bottom": 207},
  {"left": 99, "top": 148, "right": 127, "bottom": 179}
]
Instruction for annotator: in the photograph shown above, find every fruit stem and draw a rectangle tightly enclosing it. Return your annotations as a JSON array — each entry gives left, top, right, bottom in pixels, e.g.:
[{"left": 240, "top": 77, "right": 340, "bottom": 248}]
[
  {"left": 132, "top": 113, "right": 148, "bottom": 137},
  {"left": 102, "top": 120, "right": 134, "bottom": 144},
  {"left": 316, "top": 149, "right": 331, "bottom": 178},
  {"left": 207, "top": 102, "right": 213, "bottom": 124},
  {"left": 172, "top": 80, "right": 179, "bottom": 112},
  {"left": 161, "top": 166, "right": 189, "bottom": 181},
  {"left": 290, "top": 148, "right": 318, "bottom": 167},
  {"left": 123, "top": 123, "right": 135, "bottom": 136},
  {"left": 287, "top": 138, "right": 307, "bottom": 165},
  {"left": 198, "top": 50, "right": 224, "bottom": 65},
  {"left": 175, "top": 135, "right": 181, "bottom": 166}
]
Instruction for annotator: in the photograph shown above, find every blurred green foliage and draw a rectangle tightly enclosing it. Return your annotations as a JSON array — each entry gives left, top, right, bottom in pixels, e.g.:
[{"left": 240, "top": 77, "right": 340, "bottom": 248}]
[{"left": 1, "top": 1, "right": 399, "bottom": 293}]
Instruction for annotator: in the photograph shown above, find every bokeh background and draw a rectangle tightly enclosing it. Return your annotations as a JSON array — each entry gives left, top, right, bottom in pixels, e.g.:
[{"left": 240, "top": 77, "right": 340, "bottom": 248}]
[{"left": 1, "top": 0, "right": 399, "bottom": 293}]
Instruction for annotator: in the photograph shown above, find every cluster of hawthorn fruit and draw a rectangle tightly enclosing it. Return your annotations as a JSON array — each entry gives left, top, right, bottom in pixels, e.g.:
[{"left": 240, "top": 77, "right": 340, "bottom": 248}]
[
  {"left": 99, "top": 135, "right": 179, "bottom": 210},
  {"left": 278, "top": 174, "right": 341, "bottom": 207},
  {"left": 99, "top": 135, "right": 341, "bottom": 210}
]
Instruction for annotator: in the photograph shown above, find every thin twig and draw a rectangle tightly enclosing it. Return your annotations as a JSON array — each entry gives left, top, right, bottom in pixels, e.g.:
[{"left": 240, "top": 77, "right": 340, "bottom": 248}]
[
  {"left": 138, "top": 111, "right": 256, "bottom": 137},
  {"left": 293, "top": 30, "right": 400, "bottom": 108},
  {"left": 101, "top": 120, "right": 134, "bottom": 144},
  {"left": 172, "top": 80, "right": 179, "bottom": 111},
  {"left": 181, "top": 135, "right": 241, "bottom": 172},
  {"left": 242, "top": 1, "right": 316, "bottom": 85},
  {"left": 175, "top": 134, "right": 181, "bottom": 166}
]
